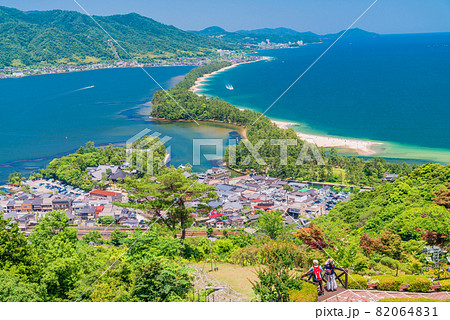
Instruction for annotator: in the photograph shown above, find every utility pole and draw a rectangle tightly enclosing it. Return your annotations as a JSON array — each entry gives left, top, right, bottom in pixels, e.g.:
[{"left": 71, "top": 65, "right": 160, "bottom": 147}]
[{"left": 209, "top": 238, "right": 214, "bottom": 272}]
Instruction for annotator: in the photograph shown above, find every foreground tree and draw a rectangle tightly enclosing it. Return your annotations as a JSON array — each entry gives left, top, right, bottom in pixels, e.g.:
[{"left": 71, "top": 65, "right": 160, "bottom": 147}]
[
  {"left": 296, "top": 223, "right": 328, "bottom": 249},
  {"left": 0, "top": 213, "right": 35, "bottom": 273},
  {"left": 130, "top": 257, "right": 193, "bottom": 302},
  {"left": 434, "top": 183, "right": 450, "bottom": 211},
  {"left": 119, "top": 168, "right": 216, "bottom": 239},
  {"left": 251, "top": 262, "right": 303, "bottom": 302},
  {"left": 257, "top": 210, "right": 287, "bottom": 240},
  {"left": 0, "top": 271, "right": 43, "bottom": 302}
]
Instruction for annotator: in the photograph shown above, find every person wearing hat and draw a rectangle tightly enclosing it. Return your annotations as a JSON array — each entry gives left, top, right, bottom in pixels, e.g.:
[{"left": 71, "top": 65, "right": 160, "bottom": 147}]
[
  {"left": 308, "top": 260, "right": 324, "bottom": 295},
  {"left": 324, "top": 258, "right": 337, "bottom": 292}
]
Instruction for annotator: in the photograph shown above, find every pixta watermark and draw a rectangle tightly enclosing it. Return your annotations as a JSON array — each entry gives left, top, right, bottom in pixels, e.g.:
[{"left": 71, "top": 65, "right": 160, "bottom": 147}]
[{"left": 126, "top": 129, "right": 172, "bottom": 176}]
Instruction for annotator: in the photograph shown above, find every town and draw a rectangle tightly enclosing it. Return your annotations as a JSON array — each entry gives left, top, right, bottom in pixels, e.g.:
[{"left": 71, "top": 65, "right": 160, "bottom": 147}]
[
  {"left": 0, "top": 164, "right": 356, "bottom": 239},
  {"left": 0, "top": 51, "right": 263, "bottom": 79}
]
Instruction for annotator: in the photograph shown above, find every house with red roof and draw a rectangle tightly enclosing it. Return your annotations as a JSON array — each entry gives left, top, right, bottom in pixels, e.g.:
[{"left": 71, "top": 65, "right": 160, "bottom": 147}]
[{"left": 89, "top": 190, "right": 123, "bottom": 203}]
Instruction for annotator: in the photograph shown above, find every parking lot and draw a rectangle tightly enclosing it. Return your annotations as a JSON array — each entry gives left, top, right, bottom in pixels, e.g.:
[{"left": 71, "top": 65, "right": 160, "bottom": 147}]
[{"left": 25, "top": 179, "right": 87, "bottom": 197}]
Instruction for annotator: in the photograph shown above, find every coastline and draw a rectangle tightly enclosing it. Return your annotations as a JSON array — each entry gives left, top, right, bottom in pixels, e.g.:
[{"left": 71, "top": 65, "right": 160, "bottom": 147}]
[
  {"left": 150, "top": 116, "right": 247, "bottom": 140},
  {"left": 190, "top": 62, "right": 384, "bottom": 157},
  {"left": 271, "top": 120, "right": 383, "bottom": 156},
  {"left": 189, "top": 57, "right": 271, "bottom": 94}
]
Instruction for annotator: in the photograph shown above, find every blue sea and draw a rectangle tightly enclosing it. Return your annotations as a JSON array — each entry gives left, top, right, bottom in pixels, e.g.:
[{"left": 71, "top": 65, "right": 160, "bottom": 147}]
[
  {"left": 198, "top": 33, "right": 450, "bottom": 164},
  {"left": 1, "top": 33, "right": 449, "bottom": 183},
  {"left": 0, "top": 67, "right": 239, "bottom": 182}
]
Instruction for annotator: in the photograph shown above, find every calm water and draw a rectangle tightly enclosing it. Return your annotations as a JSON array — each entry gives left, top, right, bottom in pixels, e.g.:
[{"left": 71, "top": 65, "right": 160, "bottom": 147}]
[
  {"left": 0, "top": 67, "right": 239, "bottom": 182},
  {"left": 199, "top": 33, "right": 450, "bottom": 164}
]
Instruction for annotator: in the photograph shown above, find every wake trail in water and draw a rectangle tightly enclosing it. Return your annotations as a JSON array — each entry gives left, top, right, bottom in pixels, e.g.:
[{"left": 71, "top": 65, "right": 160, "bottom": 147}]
[{"left": 69, "top": 85, "right": 95, "bottom": 94}]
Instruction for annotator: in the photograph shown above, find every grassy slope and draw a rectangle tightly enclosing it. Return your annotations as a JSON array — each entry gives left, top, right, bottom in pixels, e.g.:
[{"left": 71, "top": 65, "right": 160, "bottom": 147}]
[{"left": 194, "top": 262, "right": 258, "bottom": 300}]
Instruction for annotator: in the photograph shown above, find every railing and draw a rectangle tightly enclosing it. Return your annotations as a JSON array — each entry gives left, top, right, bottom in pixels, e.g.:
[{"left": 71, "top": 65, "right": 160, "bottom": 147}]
[
  {"left": 301, "top": 267, "right": 348, "bottom": 289},
  {"left": 335, "top": 267, "right": 349, "bottom": 289}
]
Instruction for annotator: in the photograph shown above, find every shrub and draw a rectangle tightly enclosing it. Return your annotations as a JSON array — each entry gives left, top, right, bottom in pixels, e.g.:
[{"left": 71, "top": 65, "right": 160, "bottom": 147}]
[
  {"left": 251, "top": 263, "right": 303, "bottom": 302},
  {"left": 397, "top": 275, "right": 430, "bottom": 293},
  {"left": 348, "top": 274, "right": 367, "bottom": 290},
  {"left": 440, "top": 279, "right": 450, "bottom": 291},
  {"left": 229, "top": 233, "right": 255, "bottom": 248},
  {"left": 231, "top": 246, "right": 259, "bottom": 266},
  {"left": 372, "top": 275, "right": 402, "bottom": 291},
  {"left": 289, "top": 282, "right": 318, "bottom": 302},
  {"left": 373, "top": 263, "right": 396, "bottom": 275},
  {"left": 408, "top": 277, "right": 431, "bottom": 292},
  {"left": 213, "top": 238, "right": 236, "bottom": 262},
  {"left": 183, "top": 237, "right": 208, "bottom": 261},
  {"left": 259, "top": 241, "right": 311, "bottom": 269},
  {"left": 365, "top": 269, "right": 377, "bottom": 276},
  {"left": 380, "top": 257, "right": 399, "bottom": 269}
]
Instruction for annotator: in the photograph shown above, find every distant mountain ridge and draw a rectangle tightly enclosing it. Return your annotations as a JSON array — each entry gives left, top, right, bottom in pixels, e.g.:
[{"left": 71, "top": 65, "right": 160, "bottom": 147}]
[
  {"left": 192, "top": 26, "right": 321, "bottom": 45},
  {"left": 0, "top": 6, "right": 234, "bottom": 68},
  {"left": 322, "top": 27, "right": 378, "bottom": 39},
  {"left": 0, "top": 5, "right": 379, "bottom": 69},
  {"left": 236, "top": 27, "right": 316, "bottom": 37},
  {"left": 193, "top": 26, "right": 378, "bottom": 45}
]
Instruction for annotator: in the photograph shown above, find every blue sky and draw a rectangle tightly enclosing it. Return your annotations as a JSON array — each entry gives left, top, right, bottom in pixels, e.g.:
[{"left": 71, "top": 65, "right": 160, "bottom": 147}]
[{"left": 1, "top": 0, "right": 449, "bottom": 34}]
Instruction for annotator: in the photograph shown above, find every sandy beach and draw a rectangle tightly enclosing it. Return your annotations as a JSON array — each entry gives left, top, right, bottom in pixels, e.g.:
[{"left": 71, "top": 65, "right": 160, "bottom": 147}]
[
  {"left": 272, "top": 120, "right": 383, "bottom": 156},
  {"left": 190, "top": 57, "right": 271, "bottom": 94},
  {"left": 189, "top": 60, "right": 383, "bottom": 156}
]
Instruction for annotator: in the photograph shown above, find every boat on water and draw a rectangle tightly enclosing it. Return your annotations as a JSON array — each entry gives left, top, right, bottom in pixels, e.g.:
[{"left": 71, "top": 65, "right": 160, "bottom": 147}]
[{"left": 226, "top": 84, "right": 234, "bottom": 90}]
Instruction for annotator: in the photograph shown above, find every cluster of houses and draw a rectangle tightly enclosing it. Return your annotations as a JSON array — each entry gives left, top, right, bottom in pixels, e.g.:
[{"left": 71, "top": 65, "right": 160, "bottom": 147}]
[
  {"left": 256, "top": 40, "right": 305, "bottom": 50},
  {"left": 0, "top": 182, "right": 139, "bottom": 233},
  {"left": 190, "top": 168, "right": 351, "bottom": 230},
  {"left": 1, "top": 164, "right": 356, "bottom": 236},
  {"left": 0, "top": 53, "right": 258, "bottom": 79},
  {"left": 87, "top": 164, "right": 135, "bottom": 183}
]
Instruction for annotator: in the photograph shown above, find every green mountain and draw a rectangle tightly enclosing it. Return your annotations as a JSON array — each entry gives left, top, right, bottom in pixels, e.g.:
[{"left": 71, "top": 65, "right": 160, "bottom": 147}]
[
  {"left": 237, "top": 27, "right": 315, "bottom": 37},
  {"left": 318, "top": 163, "right": 450, "bottom": 243},
  {"left": 193, "top": 26, "right": 378, "bottom": 46},
  {"left": 192, "top": 26, "right": 320, "bottom": 45},
  {"left": 322, "top": 27, "right": 378, "bottom": 40},
  {"left": 0, "top": 6, "right": 235, "bottom": 68}
]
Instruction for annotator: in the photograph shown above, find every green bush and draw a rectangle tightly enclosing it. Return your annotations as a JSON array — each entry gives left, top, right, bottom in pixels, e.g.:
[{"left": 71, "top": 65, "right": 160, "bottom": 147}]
[
  {"left": 439, "top": 279, "right": 450, "bottom": 291},
  {"left": 252, "top": 264, "right": 303, "bottom": 302},
  {"left": 397, "top": 275, "right": 430, "bottom": 293},
  {"left": 373, "top": 263, "right": 396, "bottom": 275},
  {"left": 231, "top": 246, "right": 259, "bottom": 266},
  {"left": 348, "top": 274, "right": 367, "bottom": 290},
  {"left": 289, "top": 282, "right": 318, "bottom": 302},
  {"left": 231, "top": 241, "right": 318, "bottom": 268},
  {"left": 368, "top": 275, "right": 431, "bottom": 292},
  {"left": 408, "top": 277, "right": 431, "bottom": 292},
  {"left": 372, "top": 275, "right": 402, "bottom": 291},
  {"left": 212, "top": 238, "right": 236, "bottom": 262},
  {"left": 380, "top": 257, "right": 399, "bottom": 269},
  {"left": 258, "top": 241, "right": 317, "bottom": 269}
]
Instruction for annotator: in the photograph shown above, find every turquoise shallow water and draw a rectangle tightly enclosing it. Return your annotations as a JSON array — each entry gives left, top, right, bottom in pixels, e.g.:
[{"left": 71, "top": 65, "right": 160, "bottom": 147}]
[
  {"left": 198, "top": 33, "right": 450, "bottom": 164},
  {"left": 0, "top": 67, "right": 239, "bottom": 182}
]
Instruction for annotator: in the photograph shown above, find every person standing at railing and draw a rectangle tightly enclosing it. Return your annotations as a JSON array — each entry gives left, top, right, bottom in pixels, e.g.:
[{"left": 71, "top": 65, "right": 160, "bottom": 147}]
[
  {"left": 324, "top": 258, "right": 337, "bottom": 292},
  {"left": 308, "top": 260, "right": 324, "bottom": 296}
]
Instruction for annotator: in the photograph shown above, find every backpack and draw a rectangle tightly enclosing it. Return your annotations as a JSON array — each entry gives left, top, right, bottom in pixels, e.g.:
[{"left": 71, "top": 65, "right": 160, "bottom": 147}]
[
  {"left": 325, "top": 264, "right": 334, "bottom": 275},
  {"left": 313, "top": 265, "right": 322, "bottom": 280}
]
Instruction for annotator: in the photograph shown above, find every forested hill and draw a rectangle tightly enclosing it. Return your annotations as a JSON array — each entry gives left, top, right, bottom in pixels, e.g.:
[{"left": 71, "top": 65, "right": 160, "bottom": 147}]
[
  {"left": 317, "top": 163, "right": 450, "bottom": 245},
  {"left": 0, "top": 6, "right": 235, "bottom": 68},
  {"left": 191, "top": 27, "right": 378, "bottom": 46},
  {"left": 192, "top": 26, "right": 320, "bottom": 45}
]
